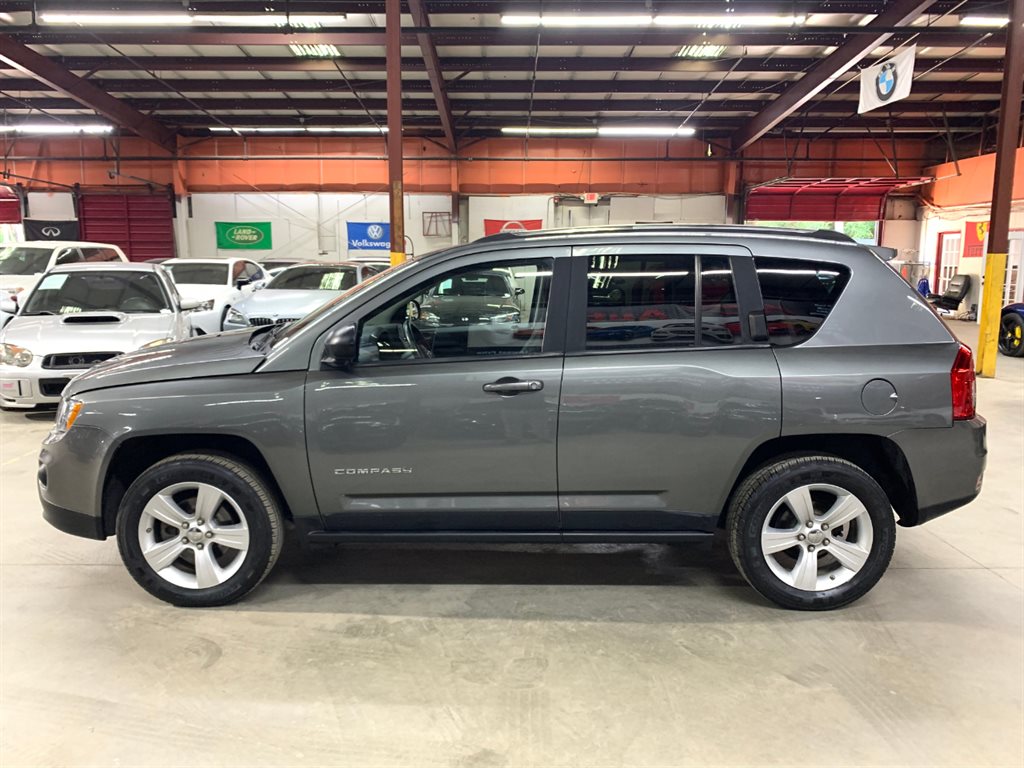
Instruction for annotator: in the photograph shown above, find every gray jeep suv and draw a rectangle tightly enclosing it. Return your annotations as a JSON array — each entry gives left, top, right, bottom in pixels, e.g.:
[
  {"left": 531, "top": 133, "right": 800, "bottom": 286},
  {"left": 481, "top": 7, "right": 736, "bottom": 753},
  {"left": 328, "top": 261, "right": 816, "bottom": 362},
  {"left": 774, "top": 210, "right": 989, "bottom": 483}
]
[{"left": 37, "top": 226, "right": 986, "bottom": 610}]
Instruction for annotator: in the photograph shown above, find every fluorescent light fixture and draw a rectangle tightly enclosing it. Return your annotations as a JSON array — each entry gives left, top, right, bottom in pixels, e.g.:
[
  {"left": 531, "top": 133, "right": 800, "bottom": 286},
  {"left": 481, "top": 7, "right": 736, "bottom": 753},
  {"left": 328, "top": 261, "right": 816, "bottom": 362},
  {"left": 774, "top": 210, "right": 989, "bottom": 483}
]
[
  {"left": 654, "top": 14, "right": 806, "bottom": 27},
  {"left": 501, "top": 14, "right": 653, "bottom": 27},
  {"left": 289, "top": 43, "right": 341, "bottom": 57},
  {"left": 960, "top": 16, "right": 1010, "bottom": 27},
  {"left": 677, "top": 44, "right": 727, "bottom": 58},
  {"left": 501, "top": 127, "right": 599, "bottom": 136},
  {"left": 40, "top": 11, "right": 346, "bottom": 27},
  {"left": 0, "top": 12, "right": 15, "bottom": 23},
  {"left": 40, "top": 12, "right": 193, "bottom": 25},
  {"left": 209, "top": 126, "right": 386, "bottom": 134},
  {"left": 0, "top": 123, "right": 113, "bottom": 134},
  {"left": 598, "top": 126, "right": 696, "bottom": 137}
]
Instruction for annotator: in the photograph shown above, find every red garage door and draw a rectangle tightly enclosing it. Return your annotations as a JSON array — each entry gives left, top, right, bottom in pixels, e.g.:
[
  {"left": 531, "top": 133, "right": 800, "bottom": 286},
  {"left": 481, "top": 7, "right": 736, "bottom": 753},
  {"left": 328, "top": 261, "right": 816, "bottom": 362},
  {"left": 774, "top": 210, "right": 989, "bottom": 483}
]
[
  {"left": 0, "top": 185, "right": 22, "bottom": 224},
  {"left": 79, "top": 194, "right": 174, "bottom": 261},
  {"left": 746, "top": 177, "right": 931, "bottom": 222}
]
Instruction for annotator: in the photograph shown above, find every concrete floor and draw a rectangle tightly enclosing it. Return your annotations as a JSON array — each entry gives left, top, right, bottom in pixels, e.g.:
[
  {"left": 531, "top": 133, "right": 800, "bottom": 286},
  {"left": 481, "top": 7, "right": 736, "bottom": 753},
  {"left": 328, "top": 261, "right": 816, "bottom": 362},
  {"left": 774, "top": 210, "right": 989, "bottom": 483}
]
[{"left": 1, "top": 319, "right": 1021, "bottom": 767}]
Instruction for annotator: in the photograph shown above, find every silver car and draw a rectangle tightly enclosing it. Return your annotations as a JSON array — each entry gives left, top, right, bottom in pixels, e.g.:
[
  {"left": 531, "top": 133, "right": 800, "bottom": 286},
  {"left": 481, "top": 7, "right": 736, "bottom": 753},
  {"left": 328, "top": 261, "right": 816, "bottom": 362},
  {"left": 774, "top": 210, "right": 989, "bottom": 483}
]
[
  {"left": 36, "top": 226, "right": 986, "bottom": 611},
  {"left": 0, "top": 263, "right": 195, "bottom": 408},
  {"left": 222, "top": 261, "right": 384, "bottom": 331}
]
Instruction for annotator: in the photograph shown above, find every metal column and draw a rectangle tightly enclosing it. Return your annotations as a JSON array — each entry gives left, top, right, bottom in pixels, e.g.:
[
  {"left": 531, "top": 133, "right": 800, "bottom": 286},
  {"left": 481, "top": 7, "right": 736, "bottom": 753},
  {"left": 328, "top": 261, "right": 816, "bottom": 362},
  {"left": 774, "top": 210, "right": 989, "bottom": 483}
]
[
  {"left": 386, "top": 0, "right": 405, "bottom": 266},
  {"left": 976, "top": 0, "right": 1023, "bottom": 377}
]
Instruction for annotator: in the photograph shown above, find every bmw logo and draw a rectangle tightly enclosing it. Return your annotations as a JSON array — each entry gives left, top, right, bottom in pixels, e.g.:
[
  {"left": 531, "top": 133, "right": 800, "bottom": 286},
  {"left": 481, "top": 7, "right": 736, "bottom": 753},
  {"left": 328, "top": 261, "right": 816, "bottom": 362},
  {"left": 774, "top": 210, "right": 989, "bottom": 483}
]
[
  {"left": 875, "top": 62, "right": 898, "bottom": 101},
  {"left": 367, "top": 224, "right": 384, "bottom": 240}
]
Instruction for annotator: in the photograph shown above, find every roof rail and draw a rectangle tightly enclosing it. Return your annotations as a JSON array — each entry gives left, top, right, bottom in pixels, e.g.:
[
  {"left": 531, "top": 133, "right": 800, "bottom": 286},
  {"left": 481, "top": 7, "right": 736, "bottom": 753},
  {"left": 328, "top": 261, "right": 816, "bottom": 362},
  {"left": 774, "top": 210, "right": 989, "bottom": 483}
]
[{"left": 476, "top": 223, "right": 856, "bottom": 244}]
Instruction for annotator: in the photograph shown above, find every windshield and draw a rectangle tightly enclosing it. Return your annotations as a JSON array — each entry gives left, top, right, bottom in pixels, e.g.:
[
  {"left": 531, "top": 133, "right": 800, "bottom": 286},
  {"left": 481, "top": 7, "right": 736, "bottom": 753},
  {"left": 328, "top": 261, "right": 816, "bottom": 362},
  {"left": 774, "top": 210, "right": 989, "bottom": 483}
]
[
  {"left": 165, "top": 263, "right": 229, "bottom": 286},
  {"left": 22, "top": 271, "right": 170, "bottom": 315},
  {"left": 0, "top": 247, "right": 52, "bottom": 276},
  {"left": 267, "top": 266, "right": 357, "bottom": 291}
]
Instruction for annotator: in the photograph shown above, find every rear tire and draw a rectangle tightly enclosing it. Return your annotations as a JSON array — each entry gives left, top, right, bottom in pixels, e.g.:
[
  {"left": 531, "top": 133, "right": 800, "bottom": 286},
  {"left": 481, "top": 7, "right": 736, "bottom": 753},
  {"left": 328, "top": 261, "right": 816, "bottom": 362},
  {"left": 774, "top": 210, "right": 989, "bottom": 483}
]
[
  {"left": 726, "top": 456, "right": 896, "bottom": 610},
  {"left": 116, "top": 452, "right": 283, "bottom": 607},
  {"left": 999, "top": 313, "right": 1024, "bottom": 357}
]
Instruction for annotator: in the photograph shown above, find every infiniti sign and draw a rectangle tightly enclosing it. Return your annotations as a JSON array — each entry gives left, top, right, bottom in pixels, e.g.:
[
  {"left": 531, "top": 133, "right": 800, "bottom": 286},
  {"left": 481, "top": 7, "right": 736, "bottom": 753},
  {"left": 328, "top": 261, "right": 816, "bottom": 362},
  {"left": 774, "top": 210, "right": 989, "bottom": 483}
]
[{"left": 41, "top": 226, "right": 61, "bottom": 237}]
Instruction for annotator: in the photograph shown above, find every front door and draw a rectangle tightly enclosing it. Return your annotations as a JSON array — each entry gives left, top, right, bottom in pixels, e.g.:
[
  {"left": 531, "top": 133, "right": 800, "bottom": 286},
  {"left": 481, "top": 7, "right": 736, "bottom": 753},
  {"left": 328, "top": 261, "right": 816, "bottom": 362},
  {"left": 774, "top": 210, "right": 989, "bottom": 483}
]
[
  {"left": 305, "top": 251, "right": 568, "bottom": 532},
  {"left": 557, "top": 244, "right": 782, "bottom": 533}
]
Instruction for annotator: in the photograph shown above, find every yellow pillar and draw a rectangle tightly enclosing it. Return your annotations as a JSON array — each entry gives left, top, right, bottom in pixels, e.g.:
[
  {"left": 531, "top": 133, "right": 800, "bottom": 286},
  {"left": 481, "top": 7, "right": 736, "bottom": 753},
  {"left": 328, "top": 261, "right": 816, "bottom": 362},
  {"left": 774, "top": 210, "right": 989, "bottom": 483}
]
[{"left": 976, "top": 252, "right": 1007, "bottom": 378}]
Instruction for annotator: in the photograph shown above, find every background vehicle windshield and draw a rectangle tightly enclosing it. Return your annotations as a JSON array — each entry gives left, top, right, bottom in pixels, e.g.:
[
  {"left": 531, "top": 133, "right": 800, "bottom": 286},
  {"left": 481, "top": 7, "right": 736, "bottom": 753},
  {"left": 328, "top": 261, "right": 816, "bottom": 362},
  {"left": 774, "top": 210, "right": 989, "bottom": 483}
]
[
  {"left": 430, "top": 272, "right": 511, "bottom": 297},
  {"left": 0, "top": 247, "right": 52, "bottom": 276},
  {"left": 268, "top": 266, "right": 357, "bottom": 291},
  {"left": 21, "top": 271, "right": 169, "bottom": 315},
  {"left": 165, "top": 263, "right": 229, "bottom": 285}
]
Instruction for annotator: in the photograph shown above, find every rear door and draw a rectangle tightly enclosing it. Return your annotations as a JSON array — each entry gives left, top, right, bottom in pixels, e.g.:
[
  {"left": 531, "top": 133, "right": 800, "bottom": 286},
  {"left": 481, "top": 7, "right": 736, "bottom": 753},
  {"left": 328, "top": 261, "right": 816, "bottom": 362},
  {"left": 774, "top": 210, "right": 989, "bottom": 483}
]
[
  {"left": 557, "top": 243, "right": 782, "bottom": 534},
  {"left": 305, "top": 247, "right": 569, "bottom": 533}
]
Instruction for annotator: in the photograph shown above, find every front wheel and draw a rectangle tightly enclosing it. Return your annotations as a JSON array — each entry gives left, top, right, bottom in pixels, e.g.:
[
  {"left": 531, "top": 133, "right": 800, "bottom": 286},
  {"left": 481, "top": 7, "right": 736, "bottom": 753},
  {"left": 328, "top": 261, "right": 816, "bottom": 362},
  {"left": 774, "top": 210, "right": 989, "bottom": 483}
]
[
  {"left": 116, "top": 453, "right": 283, "bottom": 607},
  {"left": 999, "top": 313, "right": 1024, "bottom": 357},
  {"left": 726, "top": 456, "right": 896, "bottom": 610}
]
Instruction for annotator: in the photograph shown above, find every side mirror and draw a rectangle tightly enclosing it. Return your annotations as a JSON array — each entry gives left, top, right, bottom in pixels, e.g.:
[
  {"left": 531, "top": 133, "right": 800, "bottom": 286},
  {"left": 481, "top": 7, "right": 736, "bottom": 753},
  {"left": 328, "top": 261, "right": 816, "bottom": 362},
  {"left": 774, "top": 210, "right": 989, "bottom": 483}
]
[
  {"left": 235, "top": 277, "right": 251, "bottom": 289},
  {"left": 0, "top": 299, "right": 18, "bottom": 314},
  {"left": 515, "top": 287, "right": 526, "bottom": 296},
  {"left": 321, "top": 323, "right": 358, "bottom": 369},
  {"left": 179, "top": 299, "right": 202, "bottom": 311},
  {"left": 251, "top": 279, "right": 266, "bottom": 291}
]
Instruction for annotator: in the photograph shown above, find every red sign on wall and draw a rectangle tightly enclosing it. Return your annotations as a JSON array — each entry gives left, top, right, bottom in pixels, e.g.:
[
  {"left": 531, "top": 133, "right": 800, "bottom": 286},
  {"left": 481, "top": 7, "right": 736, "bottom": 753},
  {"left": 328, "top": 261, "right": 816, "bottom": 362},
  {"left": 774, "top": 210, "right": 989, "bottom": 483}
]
[
  {"left": 484, "top": 218, "right": 543, "bottom": 236},
  {"left": 963, "top": 220, "right": 989, "bottom": 258}
]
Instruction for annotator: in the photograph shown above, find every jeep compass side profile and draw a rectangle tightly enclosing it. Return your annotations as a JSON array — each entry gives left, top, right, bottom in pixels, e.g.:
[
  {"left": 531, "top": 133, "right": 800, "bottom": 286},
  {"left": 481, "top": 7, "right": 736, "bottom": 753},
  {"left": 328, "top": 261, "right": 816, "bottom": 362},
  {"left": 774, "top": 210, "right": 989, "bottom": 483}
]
[{"left": 37, "top": 226, "right": 986, "bottom": 610}]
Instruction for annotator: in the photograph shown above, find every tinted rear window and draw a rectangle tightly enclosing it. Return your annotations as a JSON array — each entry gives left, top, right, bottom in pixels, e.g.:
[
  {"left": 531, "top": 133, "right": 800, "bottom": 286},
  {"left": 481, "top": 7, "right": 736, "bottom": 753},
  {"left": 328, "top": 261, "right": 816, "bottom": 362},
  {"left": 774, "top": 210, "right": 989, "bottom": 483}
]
[
  {"left": 166, "top": 263, "right": 229, "bottom": 286},
  {"left": 755, "top": 257, "right": 850, "bottom": 347}
]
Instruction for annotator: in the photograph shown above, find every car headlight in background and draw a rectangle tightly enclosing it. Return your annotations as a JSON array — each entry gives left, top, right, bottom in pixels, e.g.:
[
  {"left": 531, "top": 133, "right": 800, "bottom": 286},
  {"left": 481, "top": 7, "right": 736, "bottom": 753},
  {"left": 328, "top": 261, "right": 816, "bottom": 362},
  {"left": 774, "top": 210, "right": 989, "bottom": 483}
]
[
  {"left": 193, "top": 299, "right": 215, "bottom": 312},
  {"left": 0, "top": 343, "right": 33, "bottom": 367},
  {"left": 225, "top": 308, "right": 247, "bottom": 326},
  {"left": 54, "top": 397, "right": 83, "bottom": 434},
  {"left": 140, "top": 338, "right": 172, "bottom": 349}
]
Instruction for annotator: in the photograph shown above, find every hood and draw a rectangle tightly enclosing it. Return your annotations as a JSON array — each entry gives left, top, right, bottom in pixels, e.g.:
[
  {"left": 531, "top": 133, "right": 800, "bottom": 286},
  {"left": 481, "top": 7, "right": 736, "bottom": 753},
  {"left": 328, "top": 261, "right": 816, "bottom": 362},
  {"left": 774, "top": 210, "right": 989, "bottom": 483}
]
[
  {"left": 2, "top": 312, "right": 175, "bottom": 356},
  {"left": 65, "top": 328, "right": 266, "bottom": 398},
  {"left": 234, "top": 289, "right": 339, "bottom": 320},
  {"left": 0, "top": 273, "right": 42, "bottom": 293},
  {"left": 174, "top": 283, "right": 233, "bottom": 301}
]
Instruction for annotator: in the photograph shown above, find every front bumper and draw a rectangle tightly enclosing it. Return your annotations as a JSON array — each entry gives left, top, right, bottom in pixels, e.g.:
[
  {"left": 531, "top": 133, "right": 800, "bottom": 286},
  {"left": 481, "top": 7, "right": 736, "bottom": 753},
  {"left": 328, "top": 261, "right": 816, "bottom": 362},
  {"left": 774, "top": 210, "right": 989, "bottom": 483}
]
[
  {"left": 0, "top": 362, "right": 85, "bottom": 408},
  {"left": 38, "top": 422, "right": 113, "bottom": 539},
  {"left": 890, "top": 416, "right": 987, "bottom": 526}
]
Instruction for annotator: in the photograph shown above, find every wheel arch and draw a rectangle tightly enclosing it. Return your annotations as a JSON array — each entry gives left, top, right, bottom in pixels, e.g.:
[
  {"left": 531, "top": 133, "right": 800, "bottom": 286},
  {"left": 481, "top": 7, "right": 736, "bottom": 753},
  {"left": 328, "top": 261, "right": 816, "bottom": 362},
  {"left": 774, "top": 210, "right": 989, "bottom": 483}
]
[
  {"left": 101, "top": 433, "right": 293, "bottom": 538},
  {"left": 718, "top": 433, "right": 919, "bottom": 529}
]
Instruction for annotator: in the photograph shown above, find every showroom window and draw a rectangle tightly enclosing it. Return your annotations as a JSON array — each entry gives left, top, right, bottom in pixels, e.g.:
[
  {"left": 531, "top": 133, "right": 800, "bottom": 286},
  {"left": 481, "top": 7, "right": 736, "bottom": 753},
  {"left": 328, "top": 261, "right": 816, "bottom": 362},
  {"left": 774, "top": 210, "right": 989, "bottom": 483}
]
[
  {"left": 584, "top": 254, "right": 742, "bottom": 350},
  {"left": 358, "top": 259, "right": 552, "bottom": 363},
  {"left": 754, "top": 257, "right": 851, "bottom": 347}
]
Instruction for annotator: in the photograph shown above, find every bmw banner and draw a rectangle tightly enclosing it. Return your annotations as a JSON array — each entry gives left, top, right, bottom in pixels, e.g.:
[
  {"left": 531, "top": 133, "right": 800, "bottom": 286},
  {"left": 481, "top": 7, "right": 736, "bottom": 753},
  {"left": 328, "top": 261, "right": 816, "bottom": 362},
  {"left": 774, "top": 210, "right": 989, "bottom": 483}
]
[
  {"left": 858, "top": 46, "right": 916, "bottom": 114},
  {"left": 347, "top": 222, "right": 390, "bottom": 251}
]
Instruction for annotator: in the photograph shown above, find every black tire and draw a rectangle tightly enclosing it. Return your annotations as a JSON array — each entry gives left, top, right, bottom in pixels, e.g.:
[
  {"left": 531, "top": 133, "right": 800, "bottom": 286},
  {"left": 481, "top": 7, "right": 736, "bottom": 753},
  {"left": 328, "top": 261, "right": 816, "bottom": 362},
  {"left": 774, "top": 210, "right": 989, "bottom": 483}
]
[
  {"left": 726, "top": 455, "right": 896, "bottom": 611},
  {"left": 999, "top": 313, "right": 1024, "bottom": 357},
  {"left": 116, "top": 452, "right": 283, "bottom": 607}
]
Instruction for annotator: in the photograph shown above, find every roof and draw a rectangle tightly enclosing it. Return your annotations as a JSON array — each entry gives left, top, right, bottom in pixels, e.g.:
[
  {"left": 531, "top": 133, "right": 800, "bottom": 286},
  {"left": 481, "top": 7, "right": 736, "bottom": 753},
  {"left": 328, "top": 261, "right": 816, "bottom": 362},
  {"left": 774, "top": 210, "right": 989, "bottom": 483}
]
[
  {"left": 9, "top": 241, "right": 122, "bottom": 249},
  {"left": 162, "top": 258, "right": 250, "bottom": 264},
  {"left": 0, "top": 1, "right": 1007, "bottom": 141},
  {"left": 478, "top": 223, "right": 857, "bottom": 245},
  {"left": 50, "top": 262, "right": 163, "bottom": 273}
]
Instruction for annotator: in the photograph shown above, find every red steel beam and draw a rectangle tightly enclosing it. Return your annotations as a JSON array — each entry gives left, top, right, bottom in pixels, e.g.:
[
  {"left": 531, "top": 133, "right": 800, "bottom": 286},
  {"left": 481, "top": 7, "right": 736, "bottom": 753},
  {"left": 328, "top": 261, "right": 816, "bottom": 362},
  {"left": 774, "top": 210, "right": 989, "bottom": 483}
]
[
  {"left": 0, "top": 35, "right": 176, "bottom": 150},
  {"left": 407, "top": 0, "right": 456, "bottom": 152},
  {"left": 731, "top": 0, "right": 939, "bottom": 152}
]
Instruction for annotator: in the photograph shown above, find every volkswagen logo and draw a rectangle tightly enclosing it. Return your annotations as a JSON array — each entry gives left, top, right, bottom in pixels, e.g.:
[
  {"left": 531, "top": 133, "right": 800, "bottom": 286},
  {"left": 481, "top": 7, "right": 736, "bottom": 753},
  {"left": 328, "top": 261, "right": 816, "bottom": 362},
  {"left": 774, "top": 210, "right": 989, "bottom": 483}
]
[
  {"left": 367, "top": 224, "right": 384, "bottom": 240},
  {"left": 875, "top": 62, "right": 898, "bottom": 102},
  {"left": 41, "top": 226, "right": 62, "bottom": 237}
]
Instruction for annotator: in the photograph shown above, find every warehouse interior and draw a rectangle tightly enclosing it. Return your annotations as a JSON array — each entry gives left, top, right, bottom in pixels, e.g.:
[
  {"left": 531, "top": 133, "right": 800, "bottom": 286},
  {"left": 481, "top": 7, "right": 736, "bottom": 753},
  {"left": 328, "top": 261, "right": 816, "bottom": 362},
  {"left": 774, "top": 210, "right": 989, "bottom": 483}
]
[{"left": 0, "top": 2, "right": 1022, "bottom": 766}]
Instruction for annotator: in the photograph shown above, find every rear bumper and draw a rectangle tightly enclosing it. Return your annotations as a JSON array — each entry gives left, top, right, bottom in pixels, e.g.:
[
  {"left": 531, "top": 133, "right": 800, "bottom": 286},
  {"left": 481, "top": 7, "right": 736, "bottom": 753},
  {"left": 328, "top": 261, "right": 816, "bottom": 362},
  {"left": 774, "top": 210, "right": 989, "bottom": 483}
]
[{"left": 890, "top": 416, "right": 987, "bottom": 526}]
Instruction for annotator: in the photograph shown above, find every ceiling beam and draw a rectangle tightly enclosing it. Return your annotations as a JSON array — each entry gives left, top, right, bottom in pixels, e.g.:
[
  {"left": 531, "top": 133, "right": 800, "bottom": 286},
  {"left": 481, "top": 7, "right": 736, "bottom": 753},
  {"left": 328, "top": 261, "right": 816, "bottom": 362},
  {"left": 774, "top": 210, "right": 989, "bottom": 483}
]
[
  {"left": 406, "top": 0, "right": 456, "bottom": 152},
  {"left": 731, "top": 0, "right": 940, "bottom": 152},
  {"left": 0, "top": 34, "right": 177, "bottom": 150},
  {"left": 0, "top": 76, "right": 1004, "bottom": 96},
  {"left": 7, "top": 55, "right": 1002, "bottom": 75}
]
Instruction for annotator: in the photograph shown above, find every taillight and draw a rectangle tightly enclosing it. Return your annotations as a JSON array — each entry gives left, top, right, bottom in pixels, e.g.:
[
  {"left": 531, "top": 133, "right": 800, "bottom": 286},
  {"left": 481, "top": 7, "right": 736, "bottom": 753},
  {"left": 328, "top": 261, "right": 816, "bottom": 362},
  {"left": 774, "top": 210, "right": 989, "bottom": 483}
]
[{"left": 951, "top": 343, "right": 976, "bottom": 421}]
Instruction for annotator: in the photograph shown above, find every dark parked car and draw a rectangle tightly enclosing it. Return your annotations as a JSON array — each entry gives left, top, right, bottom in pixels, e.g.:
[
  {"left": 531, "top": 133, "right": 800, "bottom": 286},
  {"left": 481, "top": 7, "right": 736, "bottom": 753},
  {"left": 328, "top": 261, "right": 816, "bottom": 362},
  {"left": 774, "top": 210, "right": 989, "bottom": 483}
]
[
  {"left": 1000, "top": 303, "right": 1024, "bottom": 356},
  {"left": 38, "top": 225, "right": 986, "bottom": 610}
]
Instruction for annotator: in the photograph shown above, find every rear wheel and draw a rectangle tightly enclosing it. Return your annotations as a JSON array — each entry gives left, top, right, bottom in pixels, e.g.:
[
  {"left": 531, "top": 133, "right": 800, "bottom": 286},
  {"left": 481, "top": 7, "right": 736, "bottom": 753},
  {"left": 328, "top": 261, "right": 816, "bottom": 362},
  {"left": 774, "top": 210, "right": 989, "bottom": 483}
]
[
  {"left": 726, "top": 456, "right": 896, "bottom": 610},
  {"left": 999, "top": 313, "right": 1024, "bottom": 357},
  {"left": 116, "top": 453, "right": 283, "bottom": 607}
]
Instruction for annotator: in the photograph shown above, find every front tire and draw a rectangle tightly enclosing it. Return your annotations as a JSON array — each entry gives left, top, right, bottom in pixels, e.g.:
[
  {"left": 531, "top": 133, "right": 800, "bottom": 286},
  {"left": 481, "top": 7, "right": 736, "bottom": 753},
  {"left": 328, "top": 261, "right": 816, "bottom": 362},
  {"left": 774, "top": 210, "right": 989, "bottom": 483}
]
[
  {"left": 116, "top": 453, "right": 283, "bottom": 607},
  {"left": 999, "top": 313, "right": 1024, "bottom": 357},
  {"left": 726, "top": 456, "right": 896, "bottom": 610}
]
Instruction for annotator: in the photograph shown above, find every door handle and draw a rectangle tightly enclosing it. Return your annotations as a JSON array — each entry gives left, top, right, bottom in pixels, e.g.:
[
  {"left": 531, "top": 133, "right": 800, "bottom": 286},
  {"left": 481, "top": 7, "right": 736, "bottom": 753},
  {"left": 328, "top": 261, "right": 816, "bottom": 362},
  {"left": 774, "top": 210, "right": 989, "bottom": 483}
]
[{"left": 483, "top": 377, "right": 544, "bottom": 395}]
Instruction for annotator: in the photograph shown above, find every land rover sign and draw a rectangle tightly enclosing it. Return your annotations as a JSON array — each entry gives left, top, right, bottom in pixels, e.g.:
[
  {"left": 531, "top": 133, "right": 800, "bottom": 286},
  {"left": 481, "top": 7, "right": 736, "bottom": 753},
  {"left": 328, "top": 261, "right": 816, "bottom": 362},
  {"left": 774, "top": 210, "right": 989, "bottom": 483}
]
[{"left": 215, "top": 221, "right": 273, "bottom": 250}]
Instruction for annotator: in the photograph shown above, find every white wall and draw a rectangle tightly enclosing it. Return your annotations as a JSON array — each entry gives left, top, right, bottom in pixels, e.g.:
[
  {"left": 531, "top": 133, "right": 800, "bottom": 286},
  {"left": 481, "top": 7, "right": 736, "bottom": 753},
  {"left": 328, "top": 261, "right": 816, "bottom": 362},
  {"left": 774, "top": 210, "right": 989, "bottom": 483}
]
[
  {"left": 25, "top": 191, "right": 75, "bottom": 220},
  {"left": 609, "top": 195, "right": 728, "bottom": 224},
  {"left": 179, "top": 192, "right": 455, "bottom": 261},
  {"left": 466, "top": 196, "right": 553, "bottom": 241}
]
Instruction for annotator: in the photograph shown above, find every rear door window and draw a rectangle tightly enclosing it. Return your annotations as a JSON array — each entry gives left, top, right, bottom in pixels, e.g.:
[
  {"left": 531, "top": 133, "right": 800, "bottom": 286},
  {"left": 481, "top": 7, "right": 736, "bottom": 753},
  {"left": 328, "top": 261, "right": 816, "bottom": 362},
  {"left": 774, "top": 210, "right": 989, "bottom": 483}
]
[
  {"left": 754, "top": 257, "right": 851, "bottom": 347},
  {"left": 584, "top": 254, "right": 744, "bottom": 349},
  {"left": 81, "top": 247, "right": 122, "bottom": 263}
]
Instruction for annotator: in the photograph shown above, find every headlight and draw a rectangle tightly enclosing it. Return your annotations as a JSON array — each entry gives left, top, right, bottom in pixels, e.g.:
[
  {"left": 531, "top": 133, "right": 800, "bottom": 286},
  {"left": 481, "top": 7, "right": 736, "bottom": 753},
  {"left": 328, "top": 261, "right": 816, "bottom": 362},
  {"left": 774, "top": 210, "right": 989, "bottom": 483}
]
[
  {"left": 54, "top": 397, "right": 83, "bottom": 434},
  {"left": 225, "top": 308, "right": 246, "bottom": 326},
  {"left": 141, "top": 338, "right": 172, "bottom": 349},
  {"left": 0, "top": 343, "right": 33, "bottom": 367},
  {"left": 193, "top": 300, "right": 215, "bottom": 312},
  {"left": 488, "top": 312, "right": 521, "bottom": 324}
]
